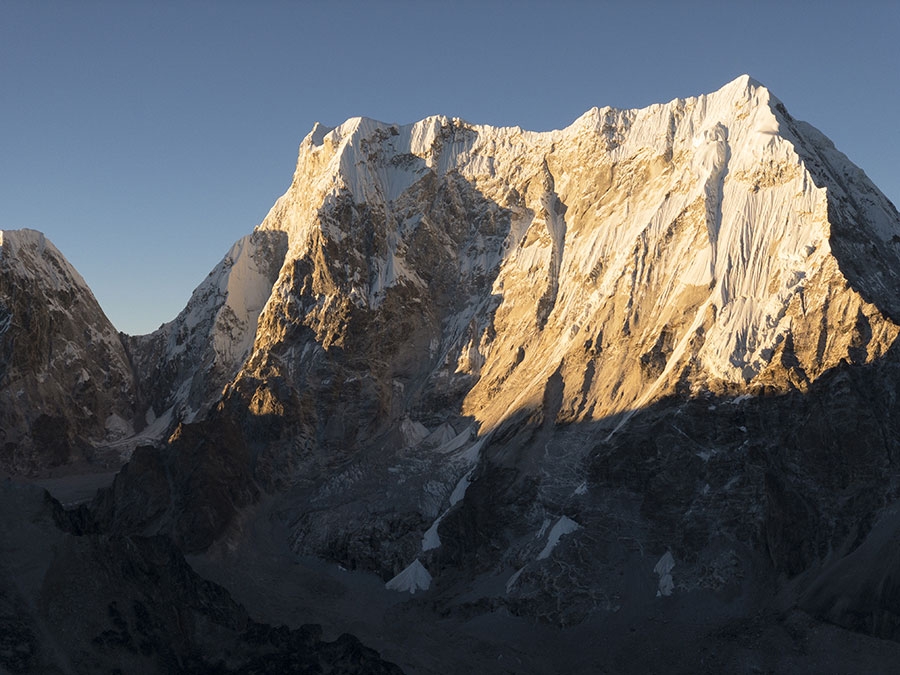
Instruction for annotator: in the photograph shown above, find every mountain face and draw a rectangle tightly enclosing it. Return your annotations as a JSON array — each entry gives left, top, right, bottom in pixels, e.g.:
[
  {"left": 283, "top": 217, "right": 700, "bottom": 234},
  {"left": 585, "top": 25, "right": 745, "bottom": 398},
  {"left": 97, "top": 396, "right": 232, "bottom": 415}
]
[
  {"left": 6, "top": 75, "right": 900, "bottom": 672},
  {"left": 0, "top": 229, "right": 288, "bottom": 476},
  {"left": 214, "top": 74, "right": 900, "bottom": 576},
  {"left": 125, "top": 229, "right": 289, "bottom": 427},
  {"left": 0, "top": 229, "right": 138, "bottom": 474}
]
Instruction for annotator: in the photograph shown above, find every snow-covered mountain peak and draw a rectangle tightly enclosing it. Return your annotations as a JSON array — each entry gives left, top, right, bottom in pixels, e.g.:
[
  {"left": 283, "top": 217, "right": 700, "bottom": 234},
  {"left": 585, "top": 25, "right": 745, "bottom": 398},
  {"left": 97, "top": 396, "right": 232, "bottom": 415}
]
[
  {"left": 716, "top": 73, "right": 767, "bottom": 98},
  {"left": 0, "top": 228, "right": 94, "bottom": 295},
  {"left": 7, "top": 77, "right": 898, "bottom": 481},
  {"left": 243, "top": 76, "right": 900, "bottom": 440},
  {"left": 305, "top": 121, "right": 335, "bottom": 147}
]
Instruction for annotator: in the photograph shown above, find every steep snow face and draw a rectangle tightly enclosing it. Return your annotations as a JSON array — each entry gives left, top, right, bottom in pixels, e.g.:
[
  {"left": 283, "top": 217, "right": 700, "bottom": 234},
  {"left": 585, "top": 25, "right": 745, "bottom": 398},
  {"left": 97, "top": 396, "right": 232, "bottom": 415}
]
[
  {"left": 0, "top": 229, "right": 137, "bottom": 473},
  {"left": 243, "top": 74, "right": 900, "bottom": 441},
  {"left": 127, "top": 229, "right": 288, "bottom": 426}
]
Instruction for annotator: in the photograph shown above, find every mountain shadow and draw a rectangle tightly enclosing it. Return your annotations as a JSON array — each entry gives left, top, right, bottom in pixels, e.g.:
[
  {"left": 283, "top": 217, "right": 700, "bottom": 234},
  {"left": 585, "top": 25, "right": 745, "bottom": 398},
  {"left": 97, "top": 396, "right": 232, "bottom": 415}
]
[{"left": 424, "top": 340, "right": 900, "bottom": 670}]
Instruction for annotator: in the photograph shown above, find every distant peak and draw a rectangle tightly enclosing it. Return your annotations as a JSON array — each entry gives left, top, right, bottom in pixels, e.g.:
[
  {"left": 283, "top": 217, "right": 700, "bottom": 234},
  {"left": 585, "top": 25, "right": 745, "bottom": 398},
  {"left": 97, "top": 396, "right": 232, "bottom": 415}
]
[
  {"left": 732, "top": 73, "right": 764, "bottom": 89},
  {"left": 307, "top": 121, "right": 334, "bottom": 147},
  {"left": 0, "top": 228, "right": 50, "bottom": 251},
  {"left": 715, "top": 74, "right": 771, "bottom": 101}
]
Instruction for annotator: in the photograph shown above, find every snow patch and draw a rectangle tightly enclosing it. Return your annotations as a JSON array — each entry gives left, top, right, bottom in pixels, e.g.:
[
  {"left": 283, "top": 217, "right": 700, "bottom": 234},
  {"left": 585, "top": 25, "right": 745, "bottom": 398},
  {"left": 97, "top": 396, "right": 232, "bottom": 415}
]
[
  {"left": 449, "top": 468, "right": 475, "bottom": 507},
  {"left": 421, "top": 437, "right": 485, "bottom": 551},
  {"left": 385, "top": 559, "right": 432, "bottom": 594},
  {"left": 537, "top": 516, "right": 581, "bottom": 560},
  {"left": 421, "top": 519, "right": 442, "bottom": 552},
  {"left": 421, "top": 453, "right": 480, "bottom": 551},
  {"left": 104, "top": 413, "right": 133, "bottom": 441},
  {"left": 654, "top": 551, "right": 675, "bottom": 597},
  {"left": 506, "top": 567, "right": 524, "bottom": 593}
]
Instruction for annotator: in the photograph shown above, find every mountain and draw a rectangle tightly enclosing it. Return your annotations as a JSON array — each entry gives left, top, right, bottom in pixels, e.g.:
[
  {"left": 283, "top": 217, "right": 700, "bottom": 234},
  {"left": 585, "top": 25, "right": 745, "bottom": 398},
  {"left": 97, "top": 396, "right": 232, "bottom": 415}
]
[
  {"left": 0, "top": 228, "right": 288, "bottom": 476},
  {"left": 0, "top": 229, "right": 138, "bottom": 474},
  {"left": 6, "top": 75, "right": 900, "bottom": 672},
  {"left": 125, "top": 229, "right": 288, "bottom": 427},
  {"left": 211, "top": 73, "right": 900, "bottom": 578}
]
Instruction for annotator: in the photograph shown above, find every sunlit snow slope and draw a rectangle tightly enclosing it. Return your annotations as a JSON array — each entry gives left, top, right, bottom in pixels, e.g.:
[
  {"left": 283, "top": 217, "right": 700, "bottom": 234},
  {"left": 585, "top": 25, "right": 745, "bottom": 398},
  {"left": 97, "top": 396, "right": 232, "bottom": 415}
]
[{"left": 237, "top": 74, "right": 900, "bottom": 443}]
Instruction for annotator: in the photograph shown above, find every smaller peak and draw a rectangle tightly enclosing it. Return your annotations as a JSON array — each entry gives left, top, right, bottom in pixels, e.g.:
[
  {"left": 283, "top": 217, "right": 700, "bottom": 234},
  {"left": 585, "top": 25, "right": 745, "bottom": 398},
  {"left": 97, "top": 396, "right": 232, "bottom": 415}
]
[
  {"left": 708, "top": 74, "right": 786, "bottom": 113},
  {"left": 0, "top": 228, "right": 49, "bottom": 250},
  {"left": 306, "top": 121, "right": 335, "bottom": 147},
  {"left": 715, "top": 74, "right": 769, "bottom": 98},
  {"left": 731, "top": 74, "right": 764, "bottom": 89},
  {"left": 330, "top": 116, "right": 400, "bottom": 145},
  {"left": 339, "top": 115, "right": 386, "bottom": 131},
  {"left": 414, "top": 114, "right": 451, "bottom": 128},
  {"left": 560, "top": 106, "right": 602, "bottom": 134},
  {"left": 573, "top": 106, "right": 601, "bottom": 123}
]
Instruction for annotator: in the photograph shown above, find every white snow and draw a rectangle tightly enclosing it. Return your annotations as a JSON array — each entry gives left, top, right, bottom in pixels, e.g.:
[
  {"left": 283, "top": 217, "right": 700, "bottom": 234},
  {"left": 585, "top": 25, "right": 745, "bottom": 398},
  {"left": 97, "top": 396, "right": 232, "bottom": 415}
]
[
  {"left": 385, "top": 559, "right": 432, "bottom": 594},
  {"left": 654, "top": 551, "right": 675, "bottom": 597},
  {"left": 421, "top": 438, "right": 484, "bottom": 551},
  {"left": 537, "top": 516, "right": 581, "bottom": 560},
  {"left": 503, "top": 516, "right": 583, "bottom": 588},
  {"left": 104, "top": 413, "right": 133, "bottom": 441},
  {"left": 207, "top": 234, "right": 280, "bottom": 365},
  {"left": 448, "top": 468, "right": 475, "bottom": 506},
  {"left": 423, "top": 423, "right": 474, "bottom": 455},
  {"left": 101, "top": 406, "right": 176, "bottom": 462},
  {"left": 421, "top": 519, "right": 442, "bottom": 552},
  {"left": 505, "top": 567, "right": 525, "bottom": 593},
  {"left": 0, "top": 229, "right": 95, "bottom": 295}
]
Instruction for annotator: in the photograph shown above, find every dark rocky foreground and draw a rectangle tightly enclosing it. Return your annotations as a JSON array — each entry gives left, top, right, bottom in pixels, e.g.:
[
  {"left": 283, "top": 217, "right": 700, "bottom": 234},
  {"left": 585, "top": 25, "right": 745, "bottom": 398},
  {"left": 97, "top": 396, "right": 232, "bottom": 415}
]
[{"left": 0, "top": 480, "right": 402, "bottom": 674}]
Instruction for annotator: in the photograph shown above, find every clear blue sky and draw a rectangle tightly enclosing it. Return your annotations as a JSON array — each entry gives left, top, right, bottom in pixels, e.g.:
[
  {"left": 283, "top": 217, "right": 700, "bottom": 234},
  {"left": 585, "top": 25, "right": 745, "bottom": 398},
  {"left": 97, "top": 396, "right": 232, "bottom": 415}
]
[{"left": 2, "top": 1, "right": 898, "bottom": 335}]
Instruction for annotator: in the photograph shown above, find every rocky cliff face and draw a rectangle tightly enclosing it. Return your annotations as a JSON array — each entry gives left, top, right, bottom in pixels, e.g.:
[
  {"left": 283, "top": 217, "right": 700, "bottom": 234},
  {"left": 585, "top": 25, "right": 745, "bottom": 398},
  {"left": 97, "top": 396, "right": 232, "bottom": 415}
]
[
  {"left": 243, "top": 75, "right": 900, "bottom": 440},
  {"left": 197, "top": 75, "right": 900, "bottom": 660}
]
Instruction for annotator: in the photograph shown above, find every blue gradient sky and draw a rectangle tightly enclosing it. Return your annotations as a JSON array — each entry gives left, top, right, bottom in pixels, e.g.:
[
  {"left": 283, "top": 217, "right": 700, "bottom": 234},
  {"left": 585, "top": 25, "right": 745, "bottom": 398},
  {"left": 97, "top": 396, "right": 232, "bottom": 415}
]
[{"left": 2, "top": 1, "right": 898, "bottom": 334}]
